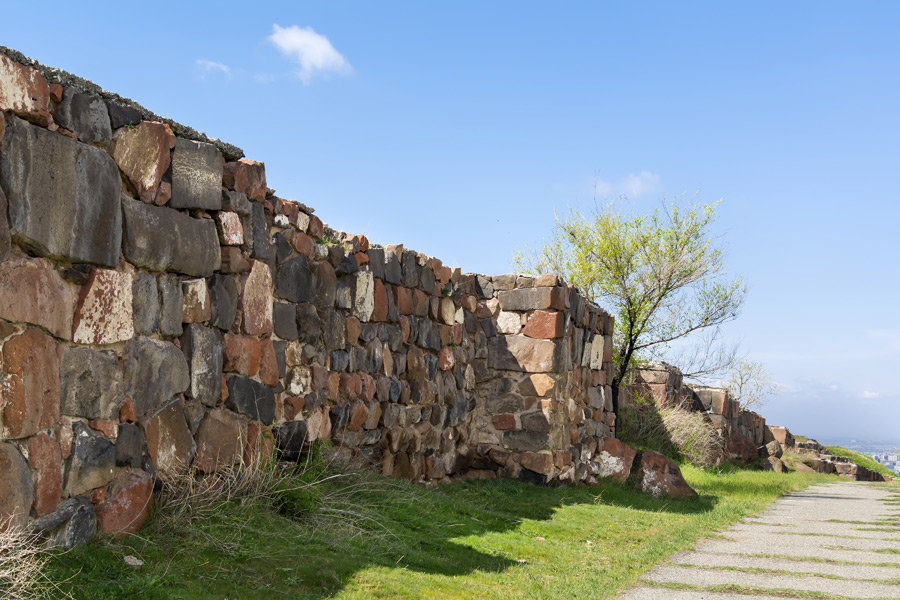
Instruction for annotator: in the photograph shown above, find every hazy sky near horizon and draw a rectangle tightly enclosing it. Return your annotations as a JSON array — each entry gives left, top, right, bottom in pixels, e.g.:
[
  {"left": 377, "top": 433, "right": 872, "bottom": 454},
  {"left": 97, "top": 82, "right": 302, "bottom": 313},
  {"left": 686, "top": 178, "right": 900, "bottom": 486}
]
[{"left": 3, "top": 2, "right": 898, "bottom": 443}]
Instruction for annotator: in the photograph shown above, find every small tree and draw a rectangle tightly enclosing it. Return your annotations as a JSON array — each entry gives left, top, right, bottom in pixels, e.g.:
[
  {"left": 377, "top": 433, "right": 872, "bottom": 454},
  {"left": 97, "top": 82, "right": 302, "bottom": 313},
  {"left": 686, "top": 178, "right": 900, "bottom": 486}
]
[
  {"left": 515, "top": 199, "right": 745, "bottom": 412},
  {"left": 725, "top": 359, "right": 776, "bottom": 411}
]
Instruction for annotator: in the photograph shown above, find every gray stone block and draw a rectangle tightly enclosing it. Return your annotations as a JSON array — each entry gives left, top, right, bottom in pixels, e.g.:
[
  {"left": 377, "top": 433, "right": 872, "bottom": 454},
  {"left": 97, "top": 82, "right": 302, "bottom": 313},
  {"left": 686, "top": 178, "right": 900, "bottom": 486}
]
[
  {"left": 54, "top": 89, "right": 112, "bottom": 144},
  {"left": 169, "top": 138, "right": 223, "bottom": 210},
  {"left": 0, "top": 442, "right": 33, "bottom": 530},
  {"left": 123, "top": 336, "right": 190, "bottom": 417},
  {"left": 208, "top": 274, "right": 238, "bottom": 331},
  {"left": 60, "top": 348, "right": 124, "bottom": 420},
  {"left": 65, "top": 421, "right": 116, "bottom": 497},
  {"left": 31, "top": 497, "right": 96, "bottom": 549},
  {"left": 273, "top": 302, "right": 299, "bottom": 341},
  {"left": 132, "top": 272, "right": 160, "bottom": 335},
  {"left": 122, "top": 197, "right": 221, "bottom": 277},
  {"left": 115, "top": 423, "right": 145, "bottom": 469},
  {"left": 181, "top": 324, "right": 223, "bottom": 407},
  {"left": 250, "top": 201, "right": 268, "bottom": 259},
  {"left": 275, "top": 254, "right": 312, "bottom": 303},
  {"left": 225, "top": 376, "right": 275, "bottom": 425},
  {"left": 158, "top": 274, "right": 184, "bottom": 336},
  {"left": 1, "top": 116, "right": 121, "bottom": 267},
  {"left": 502, "top": 430, "right": 549, "bottom": 452},
  {"left": 273, "top": 420, "right": 308, "bottom": 461},
  {"left": 105, "top": 100, "right": 142, "bottom": 130}
]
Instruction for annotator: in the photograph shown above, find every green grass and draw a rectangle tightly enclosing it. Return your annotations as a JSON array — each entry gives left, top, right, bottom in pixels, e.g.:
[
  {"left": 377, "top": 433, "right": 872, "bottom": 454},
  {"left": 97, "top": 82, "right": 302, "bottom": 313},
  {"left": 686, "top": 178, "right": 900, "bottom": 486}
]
[
  {"left": 43, "top": 462, "right": 835, "bottom": 600},
  {"left": 825, "top": 446, "right": 898, "bottom": 478}
]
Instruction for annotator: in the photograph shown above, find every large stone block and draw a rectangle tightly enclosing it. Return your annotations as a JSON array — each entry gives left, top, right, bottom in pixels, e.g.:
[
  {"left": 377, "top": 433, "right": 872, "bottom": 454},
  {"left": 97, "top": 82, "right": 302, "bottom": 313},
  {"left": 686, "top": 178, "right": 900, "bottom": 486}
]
[
  {"left": 64, "top": 421, "right": 116, "bottom": 497},
  {"left": 502, "top": 430, "right": 549, "bottom": 452},
  {"left": 0, "top": 54, "right": 50, "bottom": 125},
  {"left": 354, "top": 270, "right": 375, "bottom": 322},
  {"left": 122, "top": 198, "right": 221, "bottom": 277},
  {"left": 274, "top": 254, "right": 312, "bottom": 304},
  {"left": 142, "top": 401, "right": 196, "bottom": 477},
  {"left": 108, "top": 121, "right": 175, "bottom": 203},
  {"left": 181, "top": 324, "right": 224, "bottom": 407},
  {"left": 54, "top": 89, "right": 112, "bottom": 145},
  {"left": 28, "top": 432, "right": 62, "bottom": 517},
  {"left": 1, "top": 117, "right": 122, "bottom": 266},
  {"left": 158, "top": 274, "right": 184, "bottom": 336},
  {"left": 488, "top": 335, "right": 559, "bottom": 373},
  {"left": 194, "top": 408, "right": 247, "bottom": 473},
  {"left": 72, "top": 268, "right": 134, "bottom": 345},
  {"left": 209, "top": 274, "right": 239, "bottom": 331},
  {"left": 595, "top": 437, "right": 637, "bottom": 484},
  {"left": 242, "top": 261, "right": 274, "bottom": 335},
  {"left": 225, "top": 376, "right": 275, "bottom": 425},
  {"left": 169, "top": 138, "right": 223, "bottom": 210},
  {"left": 1, "top": 328, "right": 62, "bottom": 439},
  {"left": 497, "top": 288, "right": 552, "bottom": 311},
  {"left": 223, "top": 159, "right": 266, "bottom": 201},
  {"left": 0, "top": 257, "right": 77, "bottom": 340},
  {"left": 0, "top": 442, "right": 33, "bottom": 529},
  {"left": 132, "top": 272, "right": 160, "bottom": 335},
  {"left": 30, "top": 496, "right": 96, "bottom": 549},
  {"left": 60, "top": 348, "right": 124, "bottom": 420},
  {"left": 97, "top": 469, "right": 154, "bottom": 536},
  {"left": 123, "top": 336, "right": 190, "bottom": 417}
]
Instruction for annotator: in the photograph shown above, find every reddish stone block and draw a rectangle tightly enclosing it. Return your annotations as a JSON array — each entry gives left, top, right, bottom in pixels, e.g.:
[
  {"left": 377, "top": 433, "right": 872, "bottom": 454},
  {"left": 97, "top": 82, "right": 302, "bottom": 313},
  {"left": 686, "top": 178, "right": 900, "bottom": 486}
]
[
  {"left": 72, "top": 269, "right": 134, "bottom": 345},
  {"left": 193, "top": 408, "right": 246, "bottom": 473},
  {"left": 550, "top": 286, "right": 567, "bottom": 310},
  {"left": 310, "top": 364, "right": 328, "bottom": 391},
  {"left": 393, "top": 286, "right": 414, "bottom": 316},
  {"left": 182, "top": 279, "right": 211, "bottom": 324},
  {"left": 241, "top": 261, "right": 273, "bottom": 334},
  {"left": 283, "top": 396, "right": 305, "bottom": 421},
  {"left": 48, "top": 83, "right": 63, "bottom": 103},
  {"left": 595, "top": 437, "right": 637, "bottom": 483},
  {"left": 244, "top": 420, "right": 274, "bottom": 467},
  {"left": 522, "top": 310, "right": 564, "bottom": 339},
  {"left": 120, "top": 398, "right": 137, "bottom": 423},
  {"left": 492, "top": 414, "right": 516, "bottom": 430},
  {"left": 345, "top": 316, "right": 361, "bottom": 345},
  {"left": 27, "top": 433, "right": 61, "bottom": 517},
  {"left": 354, "top": 251, "right": 369, "bottom": 266},
  {"left": 348, "top": 400, "right": 368, "bottom": 432},
  {"left": 56, "top": 418, "right": 73, "bottom": 459},
  {"left": 326, "top": 372, "right": 340, "bottom": 400},
  {"left": 0, "top": 257, "right": 77, "bottom": 341},
  {"left": 521, "top": 451, "right": 554, "bottom": 475},
  {"left": 217, "top": 211, "right": 244, "bottom": 246},
  {"left": 290, "top": 231, "right": 315, "bottom": 260},
  {"left": 97, "top": 469, "right": 154, "bottom": 536},
  {"left": 223, "top": 159, "right": 267, "bottom": 201},
  {"left": 154, "top": 181, "right": 172, "bottom": 206},
  {"left": 223, "top": 334, "right": 261, "bottom": 376},
  {"left": 108, "top": 121, "right": 175, "bottom": 203},
  {"left": 307, "top": 215, "right": 324, "bottom": 240},
  {"left": 0, "top": 54, "right": 50, "bottom": 125},
  {"left": 258, "top": 337, "right": 279, "bottom": 387},
  {"left": 220, "top": 246, "right": 250, "bottom": 274},
  {"left": 412, "top": 290, "right": 429, "bottom": 317},
  {"left": 439, "top": 347, "right": 455, "bottom": 371},
  {"left": 1, "top": 328, "right": 62, "bottom": 439},
  {"left": 339, "top": 373, "right": 362, "bottom": 399},
  {"left": 372, "top": 279, "right": 388, "bottom": 322},
  {"left": 360, "top": 373, "right": 377, "bottom": 402},
  {"left": 89, "top": 419, "right": 119, "bottom": 440}
]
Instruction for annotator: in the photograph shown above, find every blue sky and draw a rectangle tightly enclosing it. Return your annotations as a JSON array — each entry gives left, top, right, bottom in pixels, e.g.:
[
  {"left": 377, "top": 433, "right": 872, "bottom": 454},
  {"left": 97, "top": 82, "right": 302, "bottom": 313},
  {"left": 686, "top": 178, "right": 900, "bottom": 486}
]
[{"left": 3, "top": 2, "right": 898, "bottom": 443}]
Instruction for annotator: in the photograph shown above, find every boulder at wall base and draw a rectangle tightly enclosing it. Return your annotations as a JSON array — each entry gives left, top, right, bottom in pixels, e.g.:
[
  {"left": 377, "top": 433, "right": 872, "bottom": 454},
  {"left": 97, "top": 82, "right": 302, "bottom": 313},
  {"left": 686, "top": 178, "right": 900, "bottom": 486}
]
[
  {"left": 726, "top": 432, "right": 758, "bottom": 464},
  {"left": 273, "top": 419, "right": 308, "bottom": 461},
  {"left": 594, "top": 437, "right": 637, "bottom": 484},
  {"left": 634, "top": 450, "right": 697, "bottom": 499},
  {"left": 759, "top": 456, "right": 787, "bottom": 473},
  {"left": 97, "top": 469, "right": 154, "bottom": 536}
]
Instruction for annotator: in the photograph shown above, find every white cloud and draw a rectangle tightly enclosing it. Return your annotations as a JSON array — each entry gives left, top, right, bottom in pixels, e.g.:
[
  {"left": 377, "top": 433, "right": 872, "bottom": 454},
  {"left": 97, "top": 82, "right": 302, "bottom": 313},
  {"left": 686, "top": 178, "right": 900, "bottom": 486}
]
[
  {"left": 268, "top": 24, "right": 352, "bottom": 84},
  {"left": 593, "top": 171, "right": 661, "bottom": 199},
  {"left": 196, "top": 59, "right": 231, "bottom": 78},
  {"left": 860, "top": 390, "right": 881, "bottom": 399}
]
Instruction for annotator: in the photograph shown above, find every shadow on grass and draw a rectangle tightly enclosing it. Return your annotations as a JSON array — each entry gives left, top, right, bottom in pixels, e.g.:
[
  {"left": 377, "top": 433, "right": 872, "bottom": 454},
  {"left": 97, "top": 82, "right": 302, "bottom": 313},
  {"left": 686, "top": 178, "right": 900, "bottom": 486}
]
[{"left": 45, "top": 463, "right": 718, "bottom": 600}]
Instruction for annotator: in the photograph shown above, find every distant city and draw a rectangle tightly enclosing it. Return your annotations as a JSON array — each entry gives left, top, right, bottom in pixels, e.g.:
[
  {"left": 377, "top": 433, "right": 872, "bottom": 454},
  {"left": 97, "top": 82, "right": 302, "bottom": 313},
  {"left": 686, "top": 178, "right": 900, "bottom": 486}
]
[{"left": 823, "top": 438, "right": 900, "bottom": 475}]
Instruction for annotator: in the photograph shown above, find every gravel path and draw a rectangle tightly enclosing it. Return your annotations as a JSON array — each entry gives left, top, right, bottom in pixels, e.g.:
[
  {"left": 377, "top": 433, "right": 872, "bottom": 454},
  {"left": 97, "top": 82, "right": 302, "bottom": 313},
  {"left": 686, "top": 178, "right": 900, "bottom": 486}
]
[{"left": 618, "top": 482, "right": 900, "bottom": 599}]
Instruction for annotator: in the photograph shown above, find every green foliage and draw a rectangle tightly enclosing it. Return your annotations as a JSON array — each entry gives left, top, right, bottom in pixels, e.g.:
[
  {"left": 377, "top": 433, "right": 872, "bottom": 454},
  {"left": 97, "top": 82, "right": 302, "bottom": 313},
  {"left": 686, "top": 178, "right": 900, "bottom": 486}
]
[{"left": 515, "top": 198, "right": 745, "bottom": 386}]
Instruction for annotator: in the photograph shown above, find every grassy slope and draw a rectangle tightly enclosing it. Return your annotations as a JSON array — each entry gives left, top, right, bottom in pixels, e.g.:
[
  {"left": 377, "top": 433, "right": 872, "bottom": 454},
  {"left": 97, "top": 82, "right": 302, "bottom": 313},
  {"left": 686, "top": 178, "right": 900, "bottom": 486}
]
[
  {"left": 826, "top": 445, "right": 898, "bottom": 477},
  {"left": 44, "top": 464, "right": 835, "bottom": 600}
]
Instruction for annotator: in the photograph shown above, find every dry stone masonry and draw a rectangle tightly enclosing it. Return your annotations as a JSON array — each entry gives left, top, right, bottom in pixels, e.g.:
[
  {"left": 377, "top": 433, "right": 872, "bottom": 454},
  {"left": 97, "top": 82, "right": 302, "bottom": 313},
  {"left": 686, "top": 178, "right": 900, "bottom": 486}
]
[{"left": 0, "top": 47, "right": 621, "bottom": 545}]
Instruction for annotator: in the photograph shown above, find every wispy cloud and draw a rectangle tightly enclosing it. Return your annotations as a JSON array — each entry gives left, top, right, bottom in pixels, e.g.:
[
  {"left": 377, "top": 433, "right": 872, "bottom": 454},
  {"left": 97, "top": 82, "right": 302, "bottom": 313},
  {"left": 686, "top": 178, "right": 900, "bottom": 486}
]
[
  {"left": 268, "top": 24, "right": 352, "bottom": 84},
  {"left": 860, "top": 390, "right": 881, "bottom": 399},
  {"left": 594, "top": 171, "right": 661, "bottom": 199},
  {"left": 196, "top": 59, "right": 231, "bottom": 78}
]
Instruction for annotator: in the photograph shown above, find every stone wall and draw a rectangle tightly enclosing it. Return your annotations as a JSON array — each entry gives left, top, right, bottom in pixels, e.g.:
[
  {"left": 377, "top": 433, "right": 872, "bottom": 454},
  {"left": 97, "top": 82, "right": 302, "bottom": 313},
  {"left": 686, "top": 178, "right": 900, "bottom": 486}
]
[
  {"left": 629, "top": 361, "right": 768, "bottom": 463},
  {"left": 0, "top": 48, "right": 615, "bottom": 542}
]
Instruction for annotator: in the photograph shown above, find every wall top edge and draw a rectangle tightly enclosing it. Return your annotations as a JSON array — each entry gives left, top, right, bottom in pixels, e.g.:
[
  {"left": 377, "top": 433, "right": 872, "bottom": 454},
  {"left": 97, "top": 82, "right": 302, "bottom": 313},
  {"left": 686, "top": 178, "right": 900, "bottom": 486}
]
[{"left": 0, "top": 45, "right": 244, "bottom": 161}]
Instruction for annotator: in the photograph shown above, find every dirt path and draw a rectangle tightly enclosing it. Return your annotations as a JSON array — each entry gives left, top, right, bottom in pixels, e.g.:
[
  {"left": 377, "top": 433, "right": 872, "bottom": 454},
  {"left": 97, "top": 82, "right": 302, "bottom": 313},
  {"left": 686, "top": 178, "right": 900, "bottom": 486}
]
[{"left": 619, "top": 482, "right": 900, "bottom": 599}]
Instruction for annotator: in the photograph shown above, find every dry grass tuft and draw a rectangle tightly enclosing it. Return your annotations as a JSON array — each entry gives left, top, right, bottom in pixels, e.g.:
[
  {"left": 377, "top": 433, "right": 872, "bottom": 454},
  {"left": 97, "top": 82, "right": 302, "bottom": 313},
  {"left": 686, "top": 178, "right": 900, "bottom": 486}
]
[{"left": 0, "top": 520, "right": 71, "bottom": 600}]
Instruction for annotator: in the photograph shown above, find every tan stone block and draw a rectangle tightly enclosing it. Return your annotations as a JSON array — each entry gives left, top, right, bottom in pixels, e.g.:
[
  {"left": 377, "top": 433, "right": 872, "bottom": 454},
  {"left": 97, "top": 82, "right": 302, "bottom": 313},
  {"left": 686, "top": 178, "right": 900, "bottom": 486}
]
[
  {"left": 520, "top": 451, "right": 554, "bottom": 475},
  {"left": 181, "top": 278, "right": 211, "bottom": 324},
  {"left": 217, "top": 211, "right": 244, "bottom": 246},
  {"left": 241, "top": 261, "right": 273, "bottom": 334},
  {"left": 0, "top": 54, "right": 50, "bottom": 125},
  {"left": 108, "top": 121, "right": 175, "bottom": 203},
  {"left": 522, "top": 310, "right": 564, "bottom": 339}
]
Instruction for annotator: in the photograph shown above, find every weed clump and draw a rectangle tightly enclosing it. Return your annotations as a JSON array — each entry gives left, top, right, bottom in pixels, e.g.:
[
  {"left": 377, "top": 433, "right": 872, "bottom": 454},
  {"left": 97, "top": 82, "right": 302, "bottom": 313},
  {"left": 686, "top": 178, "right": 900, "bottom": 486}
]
[{"left": 0, "top": 521, "right": 70, "bottom": 600}]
